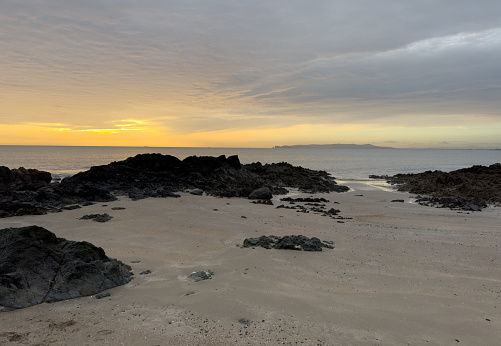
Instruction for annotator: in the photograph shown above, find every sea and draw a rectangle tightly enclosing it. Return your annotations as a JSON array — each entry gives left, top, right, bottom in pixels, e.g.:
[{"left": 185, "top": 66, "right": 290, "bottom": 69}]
[{"left": 1, "top": 145, "right": 500, "bottom": 190}]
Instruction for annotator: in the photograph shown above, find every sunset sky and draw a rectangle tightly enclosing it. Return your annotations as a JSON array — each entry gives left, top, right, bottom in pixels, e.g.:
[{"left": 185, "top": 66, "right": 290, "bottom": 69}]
[{"left": 1, "top": 1, "right": 501, "bottom": 148}]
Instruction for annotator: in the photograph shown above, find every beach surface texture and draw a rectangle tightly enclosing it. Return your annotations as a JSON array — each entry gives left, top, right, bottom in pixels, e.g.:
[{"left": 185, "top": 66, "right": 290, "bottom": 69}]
[{"left": 1, "top": 186, "right": 500, "bottom": 345}]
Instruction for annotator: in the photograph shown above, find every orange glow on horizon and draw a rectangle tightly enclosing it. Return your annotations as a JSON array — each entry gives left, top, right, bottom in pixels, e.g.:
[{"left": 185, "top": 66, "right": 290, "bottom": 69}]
[
  {"left": 1, "top": 120, "right": 500, "bottom": 148},
  {"left": 0, "top": 122, "right": 378, "bottom": 147}
]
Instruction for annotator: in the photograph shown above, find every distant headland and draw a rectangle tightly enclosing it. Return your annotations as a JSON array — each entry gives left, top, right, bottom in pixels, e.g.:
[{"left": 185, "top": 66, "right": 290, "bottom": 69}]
[{"left": 273, "top": 144, "right": 394, "bottom": 149}]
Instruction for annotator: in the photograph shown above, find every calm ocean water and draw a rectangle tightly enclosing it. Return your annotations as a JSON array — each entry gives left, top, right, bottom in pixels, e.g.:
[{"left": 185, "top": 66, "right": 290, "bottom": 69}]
[{"left": 1, "top": 146, "right": 500, "bottom": 184}]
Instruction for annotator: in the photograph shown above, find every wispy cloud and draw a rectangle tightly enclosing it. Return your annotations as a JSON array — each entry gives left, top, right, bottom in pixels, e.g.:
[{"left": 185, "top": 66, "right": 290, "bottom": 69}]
[{"left": 1, "top": 1, "right": 501, "bottom": 146}]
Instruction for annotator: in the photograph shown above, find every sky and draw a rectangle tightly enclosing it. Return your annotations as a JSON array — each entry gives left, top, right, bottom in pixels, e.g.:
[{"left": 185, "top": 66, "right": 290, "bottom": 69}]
[{"left": 1, "top": 0, "right": 501, "bottom": 148}]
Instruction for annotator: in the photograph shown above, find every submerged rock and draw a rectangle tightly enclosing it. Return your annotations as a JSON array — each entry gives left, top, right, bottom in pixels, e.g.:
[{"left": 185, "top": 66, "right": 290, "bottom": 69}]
[{"left": 0, "top": 226, "right": 132, "bottom": 312}]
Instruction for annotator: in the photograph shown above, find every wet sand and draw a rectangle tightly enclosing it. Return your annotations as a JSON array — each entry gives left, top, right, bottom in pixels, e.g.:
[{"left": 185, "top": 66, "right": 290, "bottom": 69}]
[{"left": 1, "top": 186, "right": 500, "bottom": 345}]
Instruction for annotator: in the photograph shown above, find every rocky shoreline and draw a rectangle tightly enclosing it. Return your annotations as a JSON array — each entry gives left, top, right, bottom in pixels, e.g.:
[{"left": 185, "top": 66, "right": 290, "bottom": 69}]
[
  {"left": 0, "top": 154, "right": 349, "bottom": 218},
  {"left": 1, "top": 175, "right": 500, "bottom": 344},
  {"left": 370, "top": 163, "right": 501, "bottom": 210},
  {"left": 0, "top": 154, "right": 352, "bottom": 312}
]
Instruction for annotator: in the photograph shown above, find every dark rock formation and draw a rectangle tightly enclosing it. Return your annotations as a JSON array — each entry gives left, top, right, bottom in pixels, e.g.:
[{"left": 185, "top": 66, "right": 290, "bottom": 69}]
[
  {"left": 371, "top": 163, "right": 501, "bottom": 209},
  {"left": 414, "top": 196, "right": 487, "bottom": 211},
  {"left": 0, "top": 164, "right": 116, "bottom": 218},
  {"left": 0, "top": 166, "right": 54, "bottom": 217},
  {"left": 275, "top": 197, "right": 349, "bottom": 220},
  {"left": 280, "top": 197, "right": 330, "bottom": 203},
  {"left": 79, "top": 213, "right": 113, "bottom": 223},
  {"left": 0, "top": 166, "right": 51, "bottom": 191},
  {"left": 62, "top": 154, "right": 347, "bottom": 199},
  {"left": 0, "top": 226, "right": 133, "bottom": 312},
  {"left": 244, "top": 161, "right": 347, "bottom": 195},
  {"left": 242, "top": 235, "right": 334, "bottom": 251},
  {"left": 1, "top": 154, "right": 349, "bottom": 218}
]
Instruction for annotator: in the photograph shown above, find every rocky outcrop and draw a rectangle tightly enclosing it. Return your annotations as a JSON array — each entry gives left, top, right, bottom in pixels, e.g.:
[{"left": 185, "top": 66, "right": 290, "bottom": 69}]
[
  {"left": 371, "top": 163, "right": 501, "bottom": 208},
  {"left": 0, "top": 166, "right": 55, "bottom": 217},
  {"left": 0, "top": 154, "right": 348, "bottom": 217},
  {"left": 242, "top": 235, "right": 334, "bottom": 251},
  {"left": 60, "top": 154, "right": 348, "bottom": 199},
  {"left": 0, "top": 165, "right": 116, "bottom": 218},
  {"left": 0, "top": 226, "right": 133, "bottom": 312},
  {"left": 244, "top": 161, "right": 347, "bottom": 194},
  {"left": 0, "top": 166, "right": 52, "bottom": 191}
]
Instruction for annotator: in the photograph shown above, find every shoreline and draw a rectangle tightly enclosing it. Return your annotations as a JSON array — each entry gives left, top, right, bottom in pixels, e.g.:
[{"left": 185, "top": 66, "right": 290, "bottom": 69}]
[{"left": 1, "top": 188, "right": 500, "bottom": 345}]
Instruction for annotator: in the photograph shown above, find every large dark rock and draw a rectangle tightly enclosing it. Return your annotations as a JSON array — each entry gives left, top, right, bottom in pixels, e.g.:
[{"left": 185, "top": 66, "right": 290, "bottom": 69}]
[
  {"left": 0, "top": 226, "right": 133, "bottom": 312},
  {"left": 57, "top": 154, "right": 348, "bottom": 201},
  {"left": 0, "top": 154, "right": 349, "bottom": 218},
  {"left": 372, "top": 163, "right": 501, "bottom": 208}
]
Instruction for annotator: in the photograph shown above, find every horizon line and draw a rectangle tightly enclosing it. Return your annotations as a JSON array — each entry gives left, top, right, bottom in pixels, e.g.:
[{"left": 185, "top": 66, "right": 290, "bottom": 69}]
[{"left": 1, "top": 144, "right": 500, "bottom": 150}]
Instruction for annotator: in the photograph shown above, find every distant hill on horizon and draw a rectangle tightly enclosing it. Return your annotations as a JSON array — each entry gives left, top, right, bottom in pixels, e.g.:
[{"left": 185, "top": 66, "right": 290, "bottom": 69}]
[{"left": 273, "top": 143, "right": 395, "bottom": 149}]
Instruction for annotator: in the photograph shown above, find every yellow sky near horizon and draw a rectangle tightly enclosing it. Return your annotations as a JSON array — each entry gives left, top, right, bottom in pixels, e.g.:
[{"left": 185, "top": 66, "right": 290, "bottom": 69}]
[{"left": 2, "top": 117, "right": 500, "bottom": 149}]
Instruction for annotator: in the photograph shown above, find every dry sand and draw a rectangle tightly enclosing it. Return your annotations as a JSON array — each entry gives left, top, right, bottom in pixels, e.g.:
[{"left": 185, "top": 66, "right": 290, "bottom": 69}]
[{"left": 1, "top": 184, "right": 500, "bottom": 345}]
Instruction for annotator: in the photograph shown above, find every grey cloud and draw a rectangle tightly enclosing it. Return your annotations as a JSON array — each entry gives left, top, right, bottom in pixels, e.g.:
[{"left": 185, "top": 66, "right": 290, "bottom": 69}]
[
  {"left": 215, "top": 27, "right": 501, "bottom": 125},
  {"left": 1, "top": 0, "right": 501, "bottom": 128}
]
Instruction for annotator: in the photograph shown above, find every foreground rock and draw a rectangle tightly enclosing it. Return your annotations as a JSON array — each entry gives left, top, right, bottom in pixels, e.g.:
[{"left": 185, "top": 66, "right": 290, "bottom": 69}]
[
  {"left": 0, "top": 154, "right": 349, "bottom": 217},
  {"left": 0, "top": 226, "right": 133, "bottom": 312},
  {"left": 370, "top": 163, "right": 501, "bottom": 209},
  {"left": 242, "top": 235, "right": 334, "bottom": 251}
]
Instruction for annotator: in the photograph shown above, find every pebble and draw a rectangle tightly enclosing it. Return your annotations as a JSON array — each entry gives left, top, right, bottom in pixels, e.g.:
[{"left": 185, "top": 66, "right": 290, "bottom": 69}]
[{"left": 188, "top": 270, "right": 214, "bottom": 282}]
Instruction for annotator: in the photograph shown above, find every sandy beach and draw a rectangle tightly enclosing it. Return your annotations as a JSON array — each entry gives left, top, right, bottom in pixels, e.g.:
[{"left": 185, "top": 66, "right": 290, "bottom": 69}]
[{"left": 1, "top": 185, "right": 500, "bottom": 345}]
